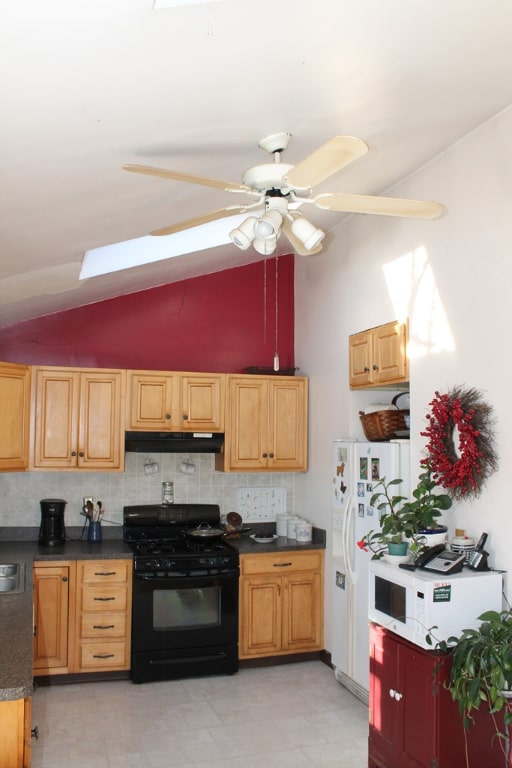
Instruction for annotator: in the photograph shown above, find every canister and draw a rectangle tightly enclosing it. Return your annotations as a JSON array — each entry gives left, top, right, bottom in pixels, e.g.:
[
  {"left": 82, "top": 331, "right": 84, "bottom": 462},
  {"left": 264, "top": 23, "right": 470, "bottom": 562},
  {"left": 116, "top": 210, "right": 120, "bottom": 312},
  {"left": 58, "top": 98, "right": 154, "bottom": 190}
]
[
  {"left": 276, "top": 513, "right": 291, "bottom": 537},
  {"left": 295, "top": 520, "right": 313, "bottom": 543},
  {"left": 286, "top": 516, "right": 301, "bottom": 539}
]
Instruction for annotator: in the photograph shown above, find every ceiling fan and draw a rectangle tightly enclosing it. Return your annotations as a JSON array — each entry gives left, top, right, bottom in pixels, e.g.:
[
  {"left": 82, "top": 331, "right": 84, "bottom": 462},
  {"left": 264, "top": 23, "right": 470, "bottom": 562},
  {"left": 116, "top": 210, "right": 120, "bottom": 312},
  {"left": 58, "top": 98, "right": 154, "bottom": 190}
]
[{"left": 123, "top": 132, "right": 444, "bottom": 257}]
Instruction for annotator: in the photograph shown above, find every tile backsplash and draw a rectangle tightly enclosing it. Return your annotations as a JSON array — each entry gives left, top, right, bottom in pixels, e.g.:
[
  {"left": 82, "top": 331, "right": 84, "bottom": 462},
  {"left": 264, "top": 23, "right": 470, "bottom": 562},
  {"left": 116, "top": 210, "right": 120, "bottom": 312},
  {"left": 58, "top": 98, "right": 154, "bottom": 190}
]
[{"left": 0, "top": 453, "right": 296, "bottom": 529}]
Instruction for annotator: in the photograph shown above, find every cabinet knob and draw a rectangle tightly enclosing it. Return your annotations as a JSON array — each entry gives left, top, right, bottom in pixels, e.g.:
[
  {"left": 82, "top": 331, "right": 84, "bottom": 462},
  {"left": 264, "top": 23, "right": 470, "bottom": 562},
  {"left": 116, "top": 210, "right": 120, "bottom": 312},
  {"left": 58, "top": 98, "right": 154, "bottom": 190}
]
[
  {"left": 165, "top": 413, "right": 171, "bottom": 420},
  {"left": 79, "top": 452, "right": 84, "bottom": 457},
  {"left": 269, "top": 453, "right": 274, "bottom": 458},
  {"left": 71, "top": 451, "right": 77, "bottom": 457},
  {"left": 62, "top": 576, "right": 68, "bottom": 582},
  {"left": 389, "top": 688, "right": 396, "bottom": 698},
  {"left": 364, "top": 367, "right": 370, "bottom": 373},
  {"left": 394, "top": 691, "right": 403, "bottom": 701},
  {"left": 262, "top": 453, "right": 268, "bottom": 458},
  {"left": 372, "top": 364, "right": 379, "bottom": 371},
  {"left": 31, "top": 726, "right": 39, "bottom": 740},
  {"left": 183, "top": 414, "right": 188, "bottom": 420}
]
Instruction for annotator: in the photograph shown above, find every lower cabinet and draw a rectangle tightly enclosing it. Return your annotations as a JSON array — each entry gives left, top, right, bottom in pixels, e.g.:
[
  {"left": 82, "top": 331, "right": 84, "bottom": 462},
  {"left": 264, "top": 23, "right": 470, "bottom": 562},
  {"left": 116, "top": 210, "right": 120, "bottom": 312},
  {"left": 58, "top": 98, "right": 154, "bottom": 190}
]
[
  {"left": 369, "top": 624, "right": 505, "bottom": 768},
  {"left": 33, "top": 559, "right": 132, "bottom": 676},
  {"left": 239, "top": 551, "right": 324, "bottom": 659},
  {"left": 0, "top": 697, "right": 31, "bottom": 768}
]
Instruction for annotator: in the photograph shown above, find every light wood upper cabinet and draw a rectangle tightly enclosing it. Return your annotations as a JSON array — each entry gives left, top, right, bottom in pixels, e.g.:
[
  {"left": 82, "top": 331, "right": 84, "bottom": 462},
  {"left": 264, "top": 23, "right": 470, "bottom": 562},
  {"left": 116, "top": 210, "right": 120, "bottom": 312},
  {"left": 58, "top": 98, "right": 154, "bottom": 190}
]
[
  {"left": 218, "top": 375, "right": 307, "bottom": 472},
  {"left": 239, "top": 550, "right": 323, "bottom": 659},
  {"left": 31, "top": 367, "right": 125, "bottom": 471},
  {"left": 126, "top": 370, "right": 225, "bottom": 432},
  {"left": 0, "top": 362, "right": 31, "bottom": 471},
  {"left": 349, "top": 321, "right": 408, "bottom": 389}
]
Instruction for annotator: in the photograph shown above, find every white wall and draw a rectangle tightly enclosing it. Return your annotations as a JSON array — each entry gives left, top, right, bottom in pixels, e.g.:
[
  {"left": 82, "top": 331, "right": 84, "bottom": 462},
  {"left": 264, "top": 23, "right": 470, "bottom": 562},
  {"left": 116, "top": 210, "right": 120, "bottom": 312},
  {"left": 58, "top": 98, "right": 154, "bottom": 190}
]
[{"left": 295, "top": 105, "right": 512, "bottom": 652}]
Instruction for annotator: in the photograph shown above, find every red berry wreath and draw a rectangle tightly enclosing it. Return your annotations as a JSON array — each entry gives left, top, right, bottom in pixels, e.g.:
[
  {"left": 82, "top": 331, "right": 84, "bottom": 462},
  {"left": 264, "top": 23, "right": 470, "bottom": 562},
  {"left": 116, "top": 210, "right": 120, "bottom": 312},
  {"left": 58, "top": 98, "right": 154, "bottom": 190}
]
[{"left": 420, "top": 386, "right": 498, "bottom": 500}]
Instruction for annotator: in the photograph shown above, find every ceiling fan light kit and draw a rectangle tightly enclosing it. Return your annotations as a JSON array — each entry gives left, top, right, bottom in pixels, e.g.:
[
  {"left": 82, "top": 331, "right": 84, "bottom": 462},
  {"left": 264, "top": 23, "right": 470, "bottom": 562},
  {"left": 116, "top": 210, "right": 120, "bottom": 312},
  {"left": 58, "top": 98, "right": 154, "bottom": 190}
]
[
  {"left": 290, "top": 217, "right": 325, "bottom": 251},
  {"left": 124, "top": 132, "right": 444, "bottom": 257}
]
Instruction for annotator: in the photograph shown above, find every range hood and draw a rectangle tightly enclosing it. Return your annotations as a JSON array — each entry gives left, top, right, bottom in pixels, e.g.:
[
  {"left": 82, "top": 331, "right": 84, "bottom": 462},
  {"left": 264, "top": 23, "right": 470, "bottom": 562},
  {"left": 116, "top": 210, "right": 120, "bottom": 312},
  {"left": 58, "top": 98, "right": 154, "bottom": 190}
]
[{"left": 125, "top": 431, "right": 224, "bottom": 453}]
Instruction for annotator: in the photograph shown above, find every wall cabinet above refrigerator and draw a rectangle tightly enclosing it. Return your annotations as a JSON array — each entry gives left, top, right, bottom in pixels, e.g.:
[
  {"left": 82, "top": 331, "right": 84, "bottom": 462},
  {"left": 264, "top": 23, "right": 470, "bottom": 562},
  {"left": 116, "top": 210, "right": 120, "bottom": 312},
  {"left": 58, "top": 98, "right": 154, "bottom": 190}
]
[{"left": 349, "top": 321, "right": 408, "bottom": 389}]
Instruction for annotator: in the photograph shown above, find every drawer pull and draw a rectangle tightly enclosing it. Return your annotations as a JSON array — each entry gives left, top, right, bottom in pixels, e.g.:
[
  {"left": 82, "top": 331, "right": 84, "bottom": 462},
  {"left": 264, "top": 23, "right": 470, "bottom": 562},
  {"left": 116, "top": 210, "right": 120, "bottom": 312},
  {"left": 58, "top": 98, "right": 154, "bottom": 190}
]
[
  {"left": 92, "top": 653, "right": 115, "bottom": 659},
  {"left": 273, "top": 562, "right": 292, "bottom": 568},
  {"left": 93, "top": 596, "right": 116, "bottom": 601},
  {"left": 94, "top": 571, "right": 117, "bottom": 576},
  {"left": 93, "top": 624, "right": 115, "bottom": 630}
]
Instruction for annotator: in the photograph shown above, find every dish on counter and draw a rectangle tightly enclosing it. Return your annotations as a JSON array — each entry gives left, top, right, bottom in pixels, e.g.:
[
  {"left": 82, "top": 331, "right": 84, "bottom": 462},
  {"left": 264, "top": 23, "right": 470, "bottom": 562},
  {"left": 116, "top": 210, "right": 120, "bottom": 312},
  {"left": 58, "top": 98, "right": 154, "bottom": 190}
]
[{"left": 250, "top": 534, "right": 278, "bottom": 544}]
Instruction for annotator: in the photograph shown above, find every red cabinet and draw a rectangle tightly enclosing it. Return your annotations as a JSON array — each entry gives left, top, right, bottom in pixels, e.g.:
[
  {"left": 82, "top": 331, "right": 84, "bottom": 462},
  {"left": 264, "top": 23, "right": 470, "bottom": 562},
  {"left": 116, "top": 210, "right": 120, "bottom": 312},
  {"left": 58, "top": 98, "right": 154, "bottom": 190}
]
[{"left": 368, "top": 624, "right": 505, "bottom": 768}]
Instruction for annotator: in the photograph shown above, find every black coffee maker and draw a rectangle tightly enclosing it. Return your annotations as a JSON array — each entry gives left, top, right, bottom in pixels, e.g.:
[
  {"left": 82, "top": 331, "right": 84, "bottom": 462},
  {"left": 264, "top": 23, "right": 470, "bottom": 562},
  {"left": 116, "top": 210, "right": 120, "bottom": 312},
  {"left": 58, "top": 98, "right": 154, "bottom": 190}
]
[{"left": 39, "top": 499, "right": 66, "bottom": 546}]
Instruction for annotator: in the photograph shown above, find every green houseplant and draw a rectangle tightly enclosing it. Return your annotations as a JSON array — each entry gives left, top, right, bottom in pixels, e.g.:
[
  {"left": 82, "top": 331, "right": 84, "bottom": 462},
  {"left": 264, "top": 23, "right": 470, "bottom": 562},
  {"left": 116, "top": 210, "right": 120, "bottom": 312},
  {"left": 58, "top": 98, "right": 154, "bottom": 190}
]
[
  {"left": 358, "top": 463, "right": 452, "bottom": 559},
  {"left": 434, "top": 610, "right": 512, "bottom": 761}
]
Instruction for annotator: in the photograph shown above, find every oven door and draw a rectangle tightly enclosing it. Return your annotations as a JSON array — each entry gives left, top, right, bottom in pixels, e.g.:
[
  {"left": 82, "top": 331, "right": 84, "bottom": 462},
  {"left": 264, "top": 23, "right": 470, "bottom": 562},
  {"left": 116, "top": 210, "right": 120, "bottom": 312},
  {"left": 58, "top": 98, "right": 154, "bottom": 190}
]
[{"left": 131, "top": 570, "right": 239, "bottom": 682}]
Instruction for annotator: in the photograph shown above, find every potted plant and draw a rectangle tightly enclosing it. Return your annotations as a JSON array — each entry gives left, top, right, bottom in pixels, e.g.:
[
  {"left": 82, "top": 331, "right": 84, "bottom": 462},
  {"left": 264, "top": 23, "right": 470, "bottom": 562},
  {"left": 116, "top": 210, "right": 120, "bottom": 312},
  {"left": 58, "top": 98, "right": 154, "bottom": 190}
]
[
  {"left": 358, "top": 463, "right": 452, "bottom": 559},
  {"left": 434, "top": 610, "right": 512, "bottom": 763}
]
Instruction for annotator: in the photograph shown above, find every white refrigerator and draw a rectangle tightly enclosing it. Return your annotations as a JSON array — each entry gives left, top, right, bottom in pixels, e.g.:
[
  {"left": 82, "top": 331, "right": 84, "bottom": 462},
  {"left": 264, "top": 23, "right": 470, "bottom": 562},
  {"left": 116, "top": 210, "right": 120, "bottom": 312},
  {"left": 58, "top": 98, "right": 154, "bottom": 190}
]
[{"left": 331, "top": 438, "right": 410, "bottom": 703}]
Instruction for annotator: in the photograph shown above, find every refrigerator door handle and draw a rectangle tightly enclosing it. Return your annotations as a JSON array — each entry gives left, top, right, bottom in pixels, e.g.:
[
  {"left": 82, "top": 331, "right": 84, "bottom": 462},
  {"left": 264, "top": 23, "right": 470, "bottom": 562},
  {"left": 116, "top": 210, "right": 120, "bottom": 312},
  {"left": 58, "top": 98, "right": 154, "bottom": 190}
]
[{"left": 343, "top": 495, "right": 357, "bottom": 586}]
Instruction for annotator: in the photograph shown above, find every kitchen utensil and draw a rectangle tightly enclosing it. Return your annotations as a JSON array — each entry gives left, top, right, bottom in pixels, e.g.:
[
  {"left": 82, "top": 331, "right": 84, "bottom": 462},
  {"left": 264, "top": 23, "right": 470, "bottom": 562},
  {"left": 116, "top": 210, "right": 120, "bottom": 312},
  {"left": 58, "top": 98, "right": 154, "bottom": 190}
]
[{"left": 226, "top": 511, "right": 242, "bottom": 528}]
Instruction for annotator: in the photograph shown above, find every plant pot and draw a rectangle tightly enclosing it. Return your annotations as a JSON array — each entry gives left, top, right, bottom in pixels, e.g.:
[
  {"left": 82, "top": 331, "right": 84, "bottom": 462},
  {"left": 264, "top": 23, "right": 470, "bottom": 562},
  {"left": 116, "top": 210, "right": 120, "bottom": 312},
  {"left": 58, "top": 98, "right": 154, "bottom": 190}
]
[
  {"left": 415, "top": 525, "right": 448, "bottom": 549},
  {"left": 387, "top": 541, "right": 408, "bottom": 556}
]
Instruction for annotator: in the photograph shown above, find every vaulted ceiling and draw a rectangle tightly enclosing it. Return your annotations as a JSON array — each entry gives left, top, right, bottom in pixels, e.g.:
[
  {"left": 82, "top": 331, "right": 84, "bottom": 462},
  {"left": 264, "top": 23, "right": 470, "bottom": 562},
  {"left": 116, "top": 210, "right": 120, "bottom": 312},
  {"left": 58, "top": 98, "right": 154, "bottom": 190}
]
[{"left": 2, "top": 0, "right": 512, "bottom": 327}]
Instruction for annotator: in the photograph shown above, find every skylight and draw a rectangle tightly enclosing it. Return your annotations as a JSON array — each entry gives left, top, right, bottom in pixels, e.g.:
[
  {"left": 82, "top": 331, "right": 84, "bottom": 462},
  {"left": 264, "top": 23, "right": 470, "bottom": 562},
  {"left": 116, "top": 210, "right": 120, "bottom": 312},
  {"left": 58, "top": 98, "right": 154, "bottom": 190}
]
[{"left": 80, "top": 213, "right": 247, "bottom": 280}]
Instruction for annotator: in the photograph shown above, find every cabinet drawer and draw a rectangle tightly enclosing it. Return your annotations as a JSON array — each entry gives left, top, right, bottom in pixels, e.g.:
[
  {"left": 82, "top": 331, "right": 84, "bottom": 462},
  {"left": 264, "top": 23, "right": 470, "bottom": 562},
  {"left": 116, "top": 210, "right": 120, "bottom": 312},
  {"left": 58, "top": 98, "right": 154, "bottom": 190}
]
[
  {"left": 79, "top": 561, "right": 130, "bottom": 584},
  {"left": 241, "top": 551, "right": 323, "bottom": 575},
  {"left": 80, "top": 585, "right": 128, "bottom": 612},
  {"left": 78, "top": 642, "right": 127, "bottom": 670},
  {"left": 80, "top": 612, "right": 127, "bottom": 639}
]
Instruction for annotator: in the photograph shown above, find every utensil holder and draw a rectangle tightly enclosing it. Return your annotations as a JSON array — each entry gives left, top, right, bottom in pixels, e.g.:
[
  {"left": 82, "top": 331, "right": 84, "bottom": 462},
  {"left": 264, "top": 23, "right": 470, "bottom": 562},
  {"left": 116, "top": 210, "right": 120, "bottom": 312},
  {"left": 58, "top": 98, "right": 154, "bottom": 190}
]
[{"left": 88, "top": 520, "right": 102, "bottom": 542}]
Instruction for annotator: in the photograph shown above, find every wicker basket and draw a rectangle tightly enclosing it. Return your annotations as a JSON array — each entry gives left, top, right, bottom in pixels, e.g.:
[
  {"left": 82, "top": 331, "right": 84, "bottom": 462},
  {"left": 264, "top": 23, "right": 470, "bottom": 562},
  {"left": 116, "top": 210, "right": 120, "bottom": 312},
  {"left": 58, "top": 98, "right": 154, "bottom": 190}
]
[{"left": 359, "top": 393, "right": 409, "bottom": 442}]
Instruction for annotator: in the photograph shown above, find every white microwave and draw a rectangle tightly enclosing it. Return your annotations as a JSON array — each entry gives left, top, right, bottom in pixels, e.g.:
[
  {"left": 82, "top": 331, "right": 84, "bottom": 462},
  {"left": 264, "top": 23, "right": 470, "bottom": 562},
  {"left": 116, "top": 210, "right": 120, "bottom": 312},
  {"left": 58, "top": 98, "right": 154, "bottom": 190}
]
[{"left": 368, "top": 560, "right": 504, "bottom": 649}]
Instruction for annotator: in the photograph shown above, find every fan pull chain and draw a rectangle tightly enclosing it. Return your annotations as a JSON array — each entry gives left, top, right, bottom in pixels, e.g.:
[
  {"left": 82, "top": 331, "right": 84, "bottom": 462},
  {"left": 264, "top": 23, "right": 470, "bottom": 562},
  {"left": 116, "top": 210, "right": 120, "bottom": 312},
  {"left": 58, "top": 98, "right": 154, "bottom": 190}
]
[
  {"left": 274, "top": 256, "right": 280, "bottom": 372},
  {"left": 263, "top": 257, "right": 268, "bottom": 344}
]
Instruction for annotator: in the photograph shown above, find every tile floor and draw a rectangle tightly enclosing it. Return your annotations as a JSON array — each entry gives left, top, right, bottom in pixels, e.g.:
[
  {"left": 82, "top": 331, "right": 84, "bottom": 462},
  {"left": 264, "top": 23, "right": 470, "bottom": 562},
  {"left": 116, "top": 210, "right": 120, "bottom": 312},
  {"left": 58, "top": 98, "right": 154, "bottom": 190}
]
[{"left": 31, "top": 661, "right": 369, "bottom": 767}]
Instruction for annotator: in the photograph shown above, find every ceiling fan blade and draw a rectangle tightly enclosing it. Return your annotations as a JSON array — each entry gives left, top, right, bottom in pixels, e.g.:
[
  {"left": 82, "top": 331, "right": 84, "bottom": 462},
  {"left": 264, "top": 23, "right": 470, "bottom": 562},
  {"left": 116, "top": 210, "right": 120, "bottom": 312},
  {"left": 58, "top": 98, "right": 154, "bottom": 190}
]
[
  {"left": 314, "top": 192, "right": 444, "bottom": 219},
  {"left": 123, "top": 164, "right": 250, "bottom": 194},
  {"left": 281, "top": 219, "right": 323, "bottom": 257},
  {"left": 284, "top": 136, "right": 368, "bottom": 191},
  {"left": 150, "top": 206, "right": 247, "bottom": 236}
]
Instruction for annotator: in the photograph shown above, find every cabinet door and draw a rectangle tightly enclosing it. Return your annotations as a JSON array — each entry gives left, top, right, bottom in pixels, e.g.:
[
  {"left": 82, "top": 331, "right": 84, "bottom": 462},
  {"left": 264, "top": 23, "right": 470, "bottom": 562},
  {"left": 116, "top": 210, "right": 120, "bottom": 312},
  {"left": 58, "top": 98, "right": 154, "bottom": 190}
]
[
  {"left": 32, "top": 369, "right": 80, "bottom": 468},
  {"left": 78, "top": 370, "right": 124, "bottom": 470},
  {"left": 283, "top": 571, "right": 322, "bottom": 651},
  {"left": 0, "top": 697, "right": 30, "bottom": 768},
  {"left": 0, "top": 362, "right": 30, "bottom": 471},
  {"left": 33, "top": 563, "right": 73, "bottom": 675},
  {"left": 268, "top": 378, "right": 307, "bottom": 471},
  {"left": 349, "top": 329, "right": 373, "bottom": 388},
  {"left": 239, "top": 575, "right": 282, "bottom": 657},
  {"left": 127, "top": 371, "right": 176, "bottom": 430},
  {"left": 369, "top": 625, "right": 401, "bottom": 766},
  {"left": 225, "top": 377, "right": 268, "bottom": 470},
  {"left": 373, "top": 321, "right": 408, "bottom": 384},
  {"left": 180, "top": 375, "right": 224, "bottom": 432}
]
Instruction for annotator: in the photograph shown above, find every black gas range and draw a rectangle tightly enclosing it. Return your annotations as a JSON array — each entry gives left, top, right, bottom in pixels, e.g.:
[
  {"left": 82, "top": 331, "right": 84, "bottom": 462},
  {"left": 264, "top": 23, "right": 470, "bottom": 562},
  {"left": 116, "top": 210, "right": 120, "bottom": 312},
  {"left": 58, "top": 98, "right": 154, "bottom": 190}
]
[{"left": 123, "top": 503, "right": 239, "bottom": 683}]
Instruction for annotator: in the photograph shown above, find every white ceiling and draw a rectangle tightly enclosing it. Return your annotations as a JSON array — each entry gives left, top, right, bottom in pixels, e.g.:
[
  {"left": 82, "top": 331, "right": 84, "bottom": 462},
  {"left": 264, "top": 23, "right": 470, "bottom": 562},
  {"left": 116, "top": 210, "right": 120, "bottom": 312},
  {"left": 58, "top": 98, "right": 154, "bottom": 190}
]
[{"left": 2, "top": 0, "right": 512, "bottom": 327}]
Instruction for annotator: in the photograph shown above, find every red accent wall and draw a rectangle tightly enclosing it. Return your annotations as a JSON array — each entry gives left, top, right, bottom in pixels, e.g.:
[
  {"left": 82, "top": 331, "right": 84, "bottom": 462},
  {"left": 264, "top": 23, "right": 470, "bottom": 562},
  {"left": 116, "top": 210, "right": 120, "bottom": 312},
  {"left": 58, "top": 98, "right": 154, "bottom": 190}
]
[{"left": 0, "top": 256, "right": 295, "bottom": 373}]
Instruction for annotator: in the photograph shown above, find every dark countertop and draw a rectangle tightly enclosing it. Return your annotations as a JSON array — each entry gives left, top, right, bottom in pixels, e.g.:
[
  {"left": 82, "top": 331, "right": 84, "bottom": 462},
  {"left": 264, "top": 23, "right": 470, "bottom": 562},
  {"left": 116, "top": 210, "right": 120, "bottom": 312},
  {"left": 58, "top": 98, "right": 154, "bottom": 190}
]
[
  {"left": 227, "top": 530, "right": 326, "bottom": 555},
  {"left": 0, "top": 535, "right": 132, "bottom": 703}
]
